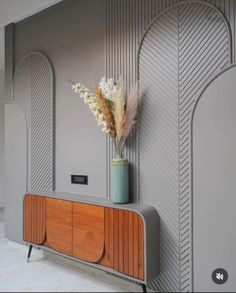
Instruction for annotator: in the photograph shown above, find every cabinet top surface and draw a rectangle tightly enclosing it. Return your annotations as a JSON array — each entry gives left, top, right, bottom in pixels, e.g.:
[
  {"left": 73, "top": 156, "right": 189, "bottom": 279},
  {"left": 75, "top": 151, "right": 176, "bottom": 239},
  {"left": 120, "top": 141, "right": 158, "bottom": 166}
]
[{"left": 26, "top": 190, "right": 158, "bottom": 218}]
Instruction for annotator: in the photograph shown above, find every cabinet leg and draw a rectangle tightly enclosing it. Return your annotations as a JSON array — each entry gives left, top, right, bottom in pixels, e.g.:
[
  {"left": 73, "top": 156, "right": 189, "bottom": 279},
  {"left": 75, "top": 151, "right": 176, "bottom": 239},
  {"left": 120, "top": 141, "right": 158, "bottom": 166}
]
[
  {"left": 141, "top": 284, "right": 147, "bottom": 293},
  {"left": 27, "top": 245, "right": 33, "bottom": 262}
]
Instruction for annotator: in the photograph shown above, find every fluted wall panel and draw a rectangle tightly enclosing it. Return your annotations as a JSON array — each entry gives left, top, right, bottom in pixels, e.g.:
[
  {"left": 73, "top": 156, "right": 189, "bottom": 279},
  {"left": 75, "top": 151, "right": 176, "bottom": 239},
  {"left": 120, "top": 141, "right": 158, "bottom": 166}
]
[{"left": 105, "top": 0, "right": 179, "bottom": 201}]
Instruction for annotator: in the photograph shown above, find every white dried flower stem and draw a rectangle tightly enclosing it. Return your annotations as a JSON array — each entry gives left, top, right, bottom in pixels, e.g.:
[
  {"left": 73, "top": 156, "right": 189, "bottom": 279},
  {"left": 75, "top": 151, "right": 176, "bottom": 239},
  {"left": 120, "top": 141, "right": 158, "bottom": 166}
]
[{"left": 72, "top": 82, "right": 110, "bottom": 133}]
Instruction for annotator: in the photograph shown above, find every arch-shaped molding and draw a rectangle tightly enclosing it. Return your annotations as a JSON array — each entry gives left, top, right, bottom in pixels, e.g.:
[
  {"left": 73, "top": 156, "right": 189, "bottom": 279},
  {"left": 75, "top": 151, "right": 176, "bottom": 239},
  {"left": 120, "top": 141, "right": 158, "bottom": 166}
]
[
  {"left": 13, "top": 51, "right": 55, "bottom": 192},
  {"left": 137, "top": 0, "right": 232, "bottom": 66},
  {"left": 138, "top": 1, "right": 232, "bottom": 292}
]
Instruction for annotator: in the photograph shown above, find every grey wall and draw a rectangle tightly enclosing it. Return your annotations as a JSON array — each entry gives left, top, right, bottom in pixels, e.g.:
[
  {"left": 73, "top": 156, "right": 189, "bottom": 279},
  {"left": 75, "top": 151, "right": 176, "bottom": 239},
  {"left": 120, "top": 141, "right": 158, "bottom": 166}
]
[
  {"left": 4, "top": 103, "right": 26, "bottom": 241},
  {"left": 4, "top": 0, "right": 236, "bottom": 292},
  {"left": 0, "top": 70, "right": 4, "bottom": 208},
  {"left": 4, "top": 0, "right": 107, "bottom": 242},
  {"left": 193, "top": 64, "right": 236, "bottom": 292},
  {"left": 11, "top": 0, "right": 107, "bottom": 197}
]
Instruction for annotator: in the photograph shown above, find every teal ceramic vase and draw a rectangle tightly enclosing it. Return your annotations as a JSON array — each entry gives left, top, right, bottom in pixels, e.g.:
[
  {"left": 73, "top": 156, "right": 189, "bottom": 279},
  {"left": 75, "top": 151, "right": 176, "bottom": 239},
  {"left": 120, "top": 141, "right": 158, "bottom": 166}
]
[{"left": 111, "top": 154, "right": 129, "bottom": 204}]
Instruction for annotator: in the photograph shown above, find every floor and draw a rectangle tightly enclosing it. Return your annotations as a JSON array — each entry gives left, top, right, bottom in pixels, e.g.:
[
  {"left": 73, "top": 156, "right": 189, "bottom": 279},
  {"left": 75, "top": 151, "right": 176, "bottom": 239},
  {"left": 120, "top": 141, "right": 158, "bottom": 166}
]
[{"left": 0, "top": 213, "right": 140, "bottom": 292}]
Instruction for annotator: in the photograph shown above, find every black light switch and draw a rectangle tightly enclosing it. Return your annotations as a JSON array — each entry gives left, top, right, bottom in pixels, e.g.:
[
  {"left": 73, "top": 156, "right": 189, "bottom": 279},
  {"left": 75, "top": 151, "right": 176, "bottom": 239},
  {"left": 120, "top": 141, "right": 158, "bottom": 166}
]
[{"left": 71, "top": 175, "right": 88, "bottom": 185}]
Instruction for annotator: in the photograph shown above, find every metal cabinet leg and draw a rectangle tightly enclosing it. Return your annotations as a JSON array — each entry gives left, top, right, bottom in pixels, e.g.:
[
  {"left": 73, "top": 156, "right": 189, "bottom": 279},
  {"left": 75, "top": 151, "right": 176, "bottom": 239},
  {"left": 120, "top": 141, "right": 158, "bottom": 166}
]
[
  {"left": 141, "top": 284, "right": 147, "bottom": 292},
  {"left": 27, "top": 245, "right": 33, "bottom": 262}
]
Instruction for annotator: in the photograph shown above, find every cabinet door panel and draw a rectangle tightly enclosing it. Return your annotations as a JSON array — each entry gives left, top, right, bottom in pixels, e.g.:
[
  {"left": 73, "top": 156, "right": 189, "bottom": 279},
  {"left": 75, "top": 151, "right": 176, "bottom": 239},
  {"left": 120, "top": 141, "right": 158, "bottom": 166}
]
[
  {"left": 73, "top": 203, "right": 105, "bottom": 263},
  {"left": 23, "top": 194, "right": 46, "bottom": 244},
  {"left": 100, "top": 208, "right": 144, "bottom": 280},
  {"left": 46, "top": 198, "right": 73, "bottom": 255}
]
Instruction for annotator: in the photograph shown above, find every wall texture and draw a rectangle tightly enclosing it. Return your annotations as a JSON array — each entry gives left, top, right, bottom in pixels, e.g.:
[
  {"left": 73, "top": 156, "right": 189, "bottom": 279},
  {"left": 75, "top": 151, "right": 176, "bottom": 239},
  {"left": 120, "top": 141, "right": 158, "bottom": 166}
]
[
  {"left": 13, "top": 52, "right": 55, "bottom": 192},
  {"left": 105, "top": 0, "right": 236, "bottom": 292},
  {"left": 105, "top": 0, "right": 236, "bottom": 196},
  {"left": 139, "top": 2, "right": 230, "bottom": 292},
  {"left": 4, "top": 0, "right": 236, "bottom": 292}
]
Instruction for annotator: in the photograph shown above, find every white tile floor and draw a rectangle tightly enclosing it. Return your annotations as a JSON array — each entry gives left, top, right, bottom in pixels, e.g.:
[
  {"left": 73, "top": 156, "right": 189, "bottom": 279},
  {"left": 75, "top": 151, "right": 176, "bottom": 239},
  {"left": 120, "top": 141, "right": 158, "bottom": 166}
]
[{"left": 0, "top": 222, "right": 141, "bottom": 292}]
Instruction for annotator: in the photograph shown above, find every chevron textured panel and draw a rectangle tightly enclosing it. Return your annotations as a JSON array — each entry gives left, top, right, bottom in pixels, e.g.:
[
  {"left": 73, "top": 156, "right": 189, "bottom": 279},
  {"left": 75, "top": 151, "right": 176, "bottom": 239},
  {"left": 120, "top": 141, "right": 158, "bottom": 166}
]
[
  {"left": 178, "top": 3, "right": 230, "bottom": 292},
  {"left": 13, "top": 56, "right": 32, "bottom": 191},
  {"left": 138, "top": 2, "right": 231, "bottom": 292},
  {"left": 31, "top": 54, "right": 54, "bottom": 191},
  {"left": 139, "top": 7, "right": 180, "bottom": 292},
  {"left": 13, "top": 52, "right": 54, "bottom": 192}
]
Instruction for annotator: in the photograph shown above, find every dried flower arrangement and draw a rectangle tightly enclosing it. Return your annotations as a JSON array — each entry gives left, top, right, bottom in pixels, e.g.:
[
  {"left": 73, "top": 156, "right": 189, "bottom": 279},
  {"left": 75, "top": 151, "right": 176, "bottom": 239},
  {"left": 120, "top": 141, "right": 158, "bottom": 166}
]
[{"left": 70, "top": 77, "right": 139, "bottom": 156}]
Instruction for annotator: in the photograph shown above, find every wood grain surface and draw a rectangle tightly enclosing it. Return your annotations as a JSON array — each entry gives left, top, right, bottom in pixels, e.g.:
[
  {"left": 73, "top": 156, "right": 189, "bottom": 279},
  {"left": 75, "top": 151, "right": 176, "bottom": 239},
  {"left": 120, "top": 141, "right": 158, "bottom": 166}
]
[
  {"left": 46, "top": 198, "right": 73, "bottom": 255},
  {"left": 24, "top": 195, "right": 145, "bottom": 280},
  {"left": 73, "top": 203, "right": 105, "bottom": 263}
]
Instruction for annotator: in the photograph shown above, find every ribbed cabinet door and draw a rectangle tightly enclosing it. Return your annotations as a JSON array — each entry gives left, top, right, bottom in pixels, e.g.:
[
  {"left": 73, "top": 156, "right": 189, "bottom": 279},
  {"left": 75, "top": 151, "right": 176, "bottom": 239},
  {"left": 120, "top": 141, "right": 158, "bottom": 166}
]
[
  {"left": 100, "top": 208, "right": 144, "bottom": 280},
  {"left": 23, "top": 194, "right": 46, "bottom": 244}
]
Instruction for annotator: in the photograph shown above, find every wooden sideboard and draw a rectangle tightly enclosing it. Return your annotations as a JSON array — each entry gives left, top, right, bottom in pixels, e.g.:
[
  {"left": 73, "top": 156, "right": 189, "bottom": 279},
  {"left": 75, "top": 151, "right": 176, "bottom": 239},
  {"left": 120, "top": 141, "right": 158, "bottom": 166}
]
[{"left": 23, "top": 191, "right": 160, "bottom": 289}]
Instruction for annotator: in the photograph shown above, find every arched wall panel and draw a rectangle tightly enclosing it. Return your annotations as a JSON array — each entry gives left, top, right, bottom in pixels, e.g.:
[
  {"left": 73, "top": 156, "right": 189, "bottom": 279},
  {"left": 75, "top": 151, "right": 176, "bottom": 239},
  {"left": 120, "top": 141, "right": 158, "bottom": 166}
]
[
  {"left": 13, "top": 52, "right": 55, "bottom": 192},
  {"left": 138, "top": 2, "right": 231, "bottom": 292},
  {"left": 105, "top": 0, "right": 236, "bottom": 203}
]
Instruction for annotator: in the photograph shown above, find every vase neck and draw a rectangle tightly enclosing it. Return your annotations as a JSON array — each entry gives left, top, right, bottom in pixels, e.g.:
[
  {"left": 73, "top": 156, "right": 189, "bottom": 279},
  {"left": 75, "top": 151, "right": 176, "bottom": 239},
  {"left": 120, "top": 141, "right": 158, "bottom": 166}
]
[{"left": 115, "top": 153, "right": 123, "bottom": 159}]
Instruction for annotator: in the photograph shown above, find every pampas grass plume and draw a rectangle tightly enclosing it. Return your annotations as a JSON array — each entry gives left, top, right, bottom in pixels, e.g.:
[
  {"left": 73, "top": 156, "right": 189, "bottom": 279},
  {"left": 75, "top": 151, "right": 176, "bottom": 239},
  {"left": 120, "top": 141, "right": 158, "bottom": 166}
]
[
  {"left": 113, "top": 84, "right": 125, "bottom": 139},
  {"left": 122, "top": 84, "right": 139, "bottom": 140},
  {"left": 96, "top": 87, "right": 116, "bottom": 138}
]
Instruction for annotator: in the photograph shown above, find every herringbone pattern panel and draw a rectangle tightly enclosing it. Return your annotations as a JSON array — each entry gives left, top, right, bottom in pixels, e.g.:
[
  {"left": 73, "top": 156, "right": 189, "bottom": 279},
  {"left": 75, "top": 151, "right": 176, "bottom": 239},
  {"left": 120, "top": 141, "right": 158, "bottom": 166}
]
[
  {"left": 178, "top": 3, "right": 230, "bottom": 292},
  {"left": 139, "top": 7, "right": 180, "bottom": 292},
  {"left": 139, "top": 2, "right": 230, "bottom": 292},
  {"left": 13, "top": 52, "right": 54, "bottom": 192},
  {"left": 31, "top": 54, "right": 54, "bottom": 191},
  {"left": 14, "top": 56, "right": 32, "bottom": 190}
]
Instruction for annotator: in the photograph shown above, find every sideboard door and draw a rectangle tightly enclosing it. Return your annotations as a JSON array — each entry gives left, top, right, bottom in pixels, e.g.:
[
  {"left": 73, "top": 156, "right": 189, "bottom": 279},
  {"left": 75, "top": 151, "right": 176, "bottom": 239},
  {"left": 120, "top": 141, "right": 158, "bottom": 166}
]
[
  {"left": 46, "top": 198, "right": 73, "bottom": 256},
  {"left": 73, "top": 203, "right": 105, "bottom": 263},
  {"left": 100, "top": 209, "right": 144, "bottom": 280},
  {"left": 23, "top": 194, "right": 46, "bottom": 244}
]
